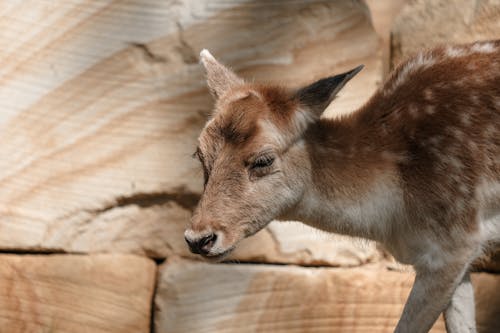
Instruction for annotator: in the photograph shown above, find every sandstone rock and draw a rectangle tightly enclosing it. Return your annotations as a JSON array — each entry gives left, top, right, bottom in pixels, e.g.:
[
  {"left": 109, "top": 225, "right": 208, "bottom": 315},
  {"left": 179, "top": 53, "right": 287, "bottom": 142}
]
[
  {"left": 0, "top": 254, "right": 156, "bottom": 333},
  {"left": 155, "top": 258, "right": 449, "bottom": 332},
  {"left": 0, "top": 1, "right": 384, "bottom": 265},
  {"left": 232, "top": 221, "right": 382, "bottom": 267},
  {"left": 155, "top": 259, "right": 500, "bottom": 332},
  {"left": 365, "top": 0, "right": 408, "bottom": 76},
  {"left": 391, "top": 0, "right": 500, "bottom": 66},
  {"left": 473, "top": 273, "right": 500, "bottom": 333}
]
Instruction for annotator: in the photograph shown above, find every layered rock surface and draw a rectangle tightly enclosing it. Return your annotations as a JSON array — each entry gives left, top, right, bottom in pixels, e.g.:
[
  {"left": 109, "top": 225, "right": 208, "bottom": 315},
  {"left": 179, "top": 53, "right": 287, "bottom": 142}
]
[
  {"left": 0, "top": 0, "right": 385, "bottom": 266},
  {"left": 391, "top": 0, "right": 500, "bottom": 66},
  {"left": 155, "top": 258, "right": 499, "bottom": 333},
  {"left": 0, "top": 254, "right": 156, "bottom": 333}
]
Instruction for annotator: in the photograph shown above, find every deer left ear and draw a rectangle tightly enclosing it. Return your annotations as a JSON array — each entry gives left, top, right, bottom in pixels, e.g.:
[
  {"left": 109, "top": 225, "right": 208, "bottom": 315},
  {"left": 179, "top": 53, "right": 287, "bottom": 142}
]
[
  {"left": 296, "top": 65, "right": 364, "bottom": 116},
  {"left": 200, "top": 49, "right": 244, "bottom": 99}
]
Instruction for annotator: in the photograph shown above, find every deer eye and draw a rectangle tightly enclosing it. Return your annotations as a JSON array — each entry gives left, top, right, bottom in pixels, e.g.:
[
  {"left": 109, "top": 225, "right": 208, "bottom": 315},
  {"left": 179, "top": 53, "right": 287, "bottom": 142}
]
[
  {"left": 251, "top": 155, "right": 275, "bottom": 169},
  {"left": 194, "top": 147, "right": 209, "bottom": 186}
]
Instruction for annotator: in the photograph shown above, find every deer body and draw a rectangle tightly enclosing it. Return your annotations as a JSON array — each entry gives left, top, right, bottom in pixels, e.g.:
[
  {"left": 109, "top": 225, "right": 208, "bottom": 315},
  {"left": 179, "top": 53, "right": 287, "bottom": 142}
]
[{"left": 186, "top": 41, "right": 500, "bottom": 333}]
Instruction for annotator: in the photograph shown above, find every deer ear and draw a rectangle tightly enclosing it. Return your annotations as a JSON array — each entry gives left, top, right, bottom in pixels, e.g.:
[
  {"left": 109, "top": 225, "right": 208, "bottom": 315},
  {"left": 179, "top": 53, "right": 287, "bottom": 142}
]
[
  {"left": 200, "top": 49, "right": 244, "bottom": 99},
  {"left": 296, "top": 65, "right": 364, "bottom": 116}
]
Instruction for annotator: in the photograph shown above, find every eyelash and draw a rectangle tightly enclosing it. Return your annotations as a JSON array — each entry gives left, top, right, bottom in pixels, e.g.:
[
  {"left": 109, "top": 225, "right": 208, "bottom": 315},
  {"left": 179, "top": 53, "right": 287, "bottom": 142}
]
[{"left": 251, "top": 155, "right": 275, "bottom": 169}]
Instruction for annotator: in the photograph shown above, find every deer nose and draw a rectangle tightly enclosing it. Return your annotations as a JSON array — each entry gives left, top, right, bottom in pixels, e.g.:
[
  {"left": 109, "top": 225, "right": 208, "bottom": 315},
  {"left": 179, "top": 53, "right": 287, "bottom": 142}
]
[{"left": 185, "top": 233, "right": 217, "bottom": 255}]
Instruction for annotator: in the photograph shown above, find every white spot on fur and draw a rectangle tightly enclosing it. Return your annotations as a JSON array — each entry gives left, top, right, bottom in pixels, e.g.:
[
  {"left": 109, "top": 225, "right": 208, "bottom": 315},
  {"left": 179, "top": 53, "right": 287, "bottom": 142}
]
[
  {"left": 471, "top": 42, "right": 496, "bottom": 54},
  {"left": 446, "top": 46, "right": 467, "bottom": 58},
  {"left": 450, "top": 127, "right": 465, "bottom": 140},
  {"left": 447, "top": 156, "right": 464, "bottom": 170},
  {"left": 408, "top": 104, "right": 418, "bottom": 118},
  {"left": 460, "top": 113, "right": 472, "bottom": 126},
  {"left": 470, "top": 94, "right": 480, "bottom": 105},
  {"left": 386, "top": 52, "right": 436, "bottom": 95},
  {"left": 473, "top": 75, "right": 485, "bottom": 86},
  {"left": 423, "top": 88, "right": 434, "bottom": 101},
  {"left": 428, "top": 136, "right": 442, "bottom": 145},
  {"left": 458, "top": 184, "right": 469, "bottom": 194},
  {"left": 468, "top": 140, "right": 478, "bottom": 151},
  {"left": 425, "top": 105, "right": 436, "bottom": 115},
  {"left": 484, "top": 124, "right": 496, "bottom": 138}
]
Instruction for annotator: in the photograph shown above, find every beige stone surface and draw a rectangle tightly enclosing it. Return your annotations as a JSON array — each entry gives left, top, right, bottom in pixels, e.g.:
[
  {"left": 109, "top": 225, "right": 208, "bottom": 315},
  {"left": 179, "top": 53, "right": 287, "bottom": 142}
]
[
  {"left": 474, "top": 273, "right": 500, "bottom": 333},
  {"left": 155, "top": 258, "right": 460, "bottom": 333},
  {"left": 232, "top": 221, "right": 381, "bottom": 267},
  {"left": 391, "top": 0, "right": 500, "bottom": 66},
  {"left": 0, "top": 254, "right": 156, "bottom": 333},
  {"left": 365, "top": 0, "right": 408, "bottom": 76},
  {"left": 0, "top": 1, "right": 384, "bottom": 265}
]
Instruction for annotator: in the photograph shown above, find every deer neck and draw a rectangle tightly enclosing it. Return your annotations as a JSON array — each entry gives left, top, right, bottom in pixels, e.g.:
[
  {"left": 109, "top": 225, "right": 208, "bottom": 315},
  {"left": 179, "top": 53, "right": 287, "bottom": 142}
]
[{"left": 282, "top": 113, "right": 404, "bottom": 242}]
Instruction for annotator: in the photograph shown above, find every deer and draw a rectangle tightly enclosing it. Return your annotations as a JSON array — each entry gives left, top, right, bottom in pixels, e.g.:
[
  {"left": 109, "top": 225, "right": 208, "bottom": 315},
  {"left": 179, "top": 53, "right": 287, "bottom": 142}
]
[{"left": 184, "top": 40, "right": 500, "bottom": 333}]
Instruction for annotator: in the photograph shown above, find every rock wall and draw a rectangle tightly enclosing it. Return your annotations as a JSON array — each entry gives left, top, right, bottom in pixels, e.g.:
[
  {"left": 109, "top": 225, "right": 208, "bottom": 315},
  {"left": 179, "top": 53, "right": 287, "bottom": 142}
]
[
  {"left": 391, "top": 0, "right": 500, "bottom": 66},
  {"left": 155, "top": 258, "right": 500, "bottom": 333},
  {"left": 0, "top": 1, "right": 498, "bottom": 332},
  {"left": 0, "top": 254, "right": 155, "bottom": 333},
  {"left": 0, "top": 0, "right": 384, "bottom": 266}
]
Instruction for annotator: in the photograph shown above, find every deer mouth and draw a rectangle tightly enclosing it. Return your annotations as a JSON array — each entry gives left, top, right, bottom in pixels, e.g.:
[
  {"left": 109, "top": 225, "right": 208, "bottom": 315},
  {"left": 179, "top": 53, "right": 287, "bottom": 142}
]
[{"left": 202, "top": 246, "right": 235, "bottom": 262}]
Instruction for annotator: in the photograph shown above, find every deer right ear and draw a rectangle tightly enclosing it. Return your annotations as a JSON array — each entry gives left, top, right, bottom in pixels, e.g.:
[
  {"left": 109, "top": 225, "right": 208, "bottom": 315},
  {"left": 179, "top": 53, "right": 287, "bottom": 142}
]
[
  {"left": 200, "top": 49, "right": 244, "bottom": 99},
  {"left": 296, "top": 65, "right": 364, "bottom": 117}
]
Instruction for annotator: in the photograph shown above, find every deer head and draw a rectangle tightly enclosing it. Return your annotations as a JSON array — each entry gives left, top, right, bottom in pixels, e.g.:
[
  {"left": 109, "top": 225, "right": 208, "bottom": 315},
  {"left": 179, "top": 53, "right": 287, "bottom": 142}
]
[{"left": 184, "top": 50, "right": 362, "bottom": 260}]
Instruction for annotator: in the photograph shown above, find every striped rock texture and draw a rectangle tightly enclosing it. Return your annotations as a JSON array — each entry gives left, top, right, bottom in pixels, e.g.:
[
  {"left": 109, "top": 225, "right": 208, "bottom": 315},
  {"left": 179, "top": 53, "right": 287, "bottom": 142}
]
[
  {"left": 0, "top": 0, "right": 384, "bottom": 266},
  {"left": 0, "top": 254, "right": 156, "bottom": 333},
  {"left": 391, "top": 0, "right": 500, "bottom": 66},
  {"left": 155, "top": 258, "right": 500, "bottom": 333}
]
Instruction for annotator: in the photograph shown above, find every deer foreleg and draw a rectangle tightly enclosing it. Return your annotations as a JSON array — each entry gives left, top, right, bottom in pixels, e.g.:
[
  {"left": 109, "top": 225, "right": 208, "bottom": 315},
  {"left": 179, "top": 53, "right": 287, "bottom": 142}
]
[
  {"left": 444, "top": 272, "right": 477, "bottom": 333},
  {"left": 394, "top": 260, "right": 471, "bottom": 333}
]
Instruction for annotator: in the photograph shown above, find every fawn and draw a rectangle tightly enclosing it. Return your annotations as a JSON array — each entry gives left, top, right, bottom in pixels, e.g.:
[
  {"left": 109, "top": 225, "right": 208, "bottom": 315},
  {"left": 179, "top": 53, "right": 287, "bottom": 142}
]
[{"left": 185, "top": 40, "right": 500, "bottom": 333}]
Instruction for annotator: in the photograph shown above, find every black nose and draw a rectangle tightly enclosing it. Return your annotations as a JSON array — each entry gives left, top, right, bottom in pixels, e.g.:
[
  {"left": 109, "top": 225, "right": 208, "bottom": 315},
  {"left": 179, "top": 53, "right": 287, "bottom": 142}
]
[{"left": 185, "top": 233, "right": 217, "bottom": 255}]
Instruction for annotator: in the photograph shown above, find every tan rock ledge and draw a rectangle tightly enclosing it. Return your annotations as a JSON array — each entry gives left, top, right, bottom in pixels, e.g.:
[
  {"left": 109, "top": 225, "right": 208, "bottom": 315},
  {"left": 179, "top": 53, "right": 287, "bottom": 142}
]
[
  {"left": 155, "top": 258, "right": 499, "bottom": 333},
  {"left": 0, "top": 254, "right": 156, "bottom": 333},
  {"left": 391, "top": 0, "right": 500, "bottom": 67}
]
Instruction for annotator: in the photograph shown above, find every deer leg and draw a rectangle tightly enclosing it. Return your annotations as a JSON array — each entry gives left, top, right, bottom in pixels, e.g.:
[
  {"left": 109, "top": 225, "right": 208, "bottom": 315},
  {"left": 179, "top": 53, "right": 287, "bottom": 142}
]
[
  {"left": 444, "top": 272, "right": 477, "bottom": 333},
  {"left": 394, "top": 260, "right": 471, "bottom": 333}
]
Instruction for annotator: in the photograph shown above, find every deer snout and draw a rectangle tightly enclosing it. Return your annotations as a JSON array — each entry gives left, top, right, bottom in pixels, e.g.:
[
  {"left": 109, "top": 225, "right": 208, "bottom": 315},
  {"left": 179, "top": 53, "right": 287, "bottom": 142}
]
[{"left": 184, "top": 231, "right": 217, "bottom": 255}]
